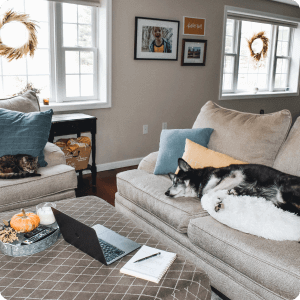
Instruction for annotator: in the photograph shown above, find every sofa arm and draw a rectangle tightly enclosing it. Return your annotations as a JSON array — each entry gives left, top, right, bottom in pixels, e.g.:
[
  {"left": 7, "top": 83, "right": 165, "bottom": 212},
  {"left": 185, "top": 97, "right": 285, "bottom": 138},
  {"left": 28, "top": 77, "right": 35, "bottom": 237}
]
[
  {"left": 138, "top": 151, "right": 158, "bottom": 174},
  {"left": 43, "top": 142, "right": 66, "bottom": 167}
]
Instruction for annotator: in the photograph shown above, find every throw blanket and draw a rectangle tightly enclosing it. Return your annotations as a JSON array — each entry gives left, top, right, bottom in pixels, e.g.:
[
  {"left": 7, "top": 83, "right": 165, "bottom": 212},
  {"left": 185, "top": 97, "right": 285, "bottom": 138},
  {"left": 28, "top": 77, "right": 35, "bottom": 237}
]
[{"left": 201, "top": 190, "right": 300, "bottom": 241}]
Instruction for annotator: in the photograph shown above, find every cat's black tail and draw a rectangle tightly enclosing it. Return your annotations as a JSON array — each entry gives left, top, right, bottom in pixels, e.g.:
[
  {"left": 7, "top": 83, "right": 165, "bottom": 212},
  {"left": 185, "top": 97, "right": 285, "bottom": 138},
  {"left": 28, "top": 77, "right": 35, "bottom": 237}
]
[{"left": 0, "top": 173, "right": 41, "bottom": 179}]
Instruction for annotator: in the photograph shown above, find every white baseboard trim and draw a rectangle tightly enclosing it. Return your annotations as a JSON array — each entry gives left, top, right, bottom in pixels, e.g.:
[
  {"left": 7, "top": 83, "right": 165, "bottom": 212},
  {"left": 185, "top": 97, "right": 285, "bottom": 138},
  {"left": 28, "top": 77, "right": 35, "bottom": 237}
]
[{"left": 81, "top": 157, "right": 144, "bottom": 174}]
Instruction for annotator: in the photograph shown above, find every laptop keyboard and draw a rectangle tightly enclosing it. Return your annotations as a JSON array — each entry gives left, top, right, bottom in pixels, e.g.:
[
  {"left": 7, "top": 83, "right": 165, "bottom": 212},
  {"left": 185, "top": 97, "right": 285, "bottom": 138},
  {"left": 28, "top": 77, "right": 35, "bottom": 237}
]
[{"left": 98, "top": 238, "right": 125, "bottom": 263}]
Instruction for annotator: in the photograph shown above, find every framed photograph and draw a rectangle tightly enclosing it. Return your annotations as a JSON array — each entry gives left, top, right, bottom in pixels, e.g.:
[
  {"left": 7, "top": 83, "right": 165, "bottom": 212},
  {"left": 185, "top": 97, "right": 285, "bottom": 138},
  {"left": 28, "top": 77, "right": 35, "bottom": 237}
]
[
  {"left": 181, "top": 39, "right": 207, "bottom": 66},
  {"left": 134, "top": 17, "right": 180, "bottom": 61},
  {"left": 183, "top": 17, "right": 206, "bottom": 36}
]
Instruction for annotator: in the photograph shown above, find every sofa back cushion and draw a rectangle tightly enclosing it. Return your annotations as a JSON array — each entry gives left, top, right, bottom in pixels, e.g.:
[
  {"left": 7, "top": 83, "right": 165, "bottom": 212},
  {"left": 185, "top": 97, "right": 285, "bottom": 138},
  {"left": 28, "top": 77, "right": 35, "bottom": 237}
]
[
  {"left": 192, "top": 101, "right": 292, "bottom": 167},
  {"left": 273, "top": 117, "right": 300, "bottom": 176},
  {"left": 0, "top": 91, "right": 40, "bottom": 112}
]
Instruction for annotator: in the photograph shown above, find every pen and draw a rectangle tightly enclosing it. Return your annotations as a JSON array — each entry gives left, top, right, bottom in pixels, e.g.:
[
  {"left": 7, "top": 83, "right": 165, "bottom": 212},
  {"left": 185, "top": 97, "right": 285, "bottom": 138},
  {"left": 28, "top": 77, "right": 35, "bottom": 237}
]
[{"left": 133, "top": 252, "right": 161, "bottom": 263}]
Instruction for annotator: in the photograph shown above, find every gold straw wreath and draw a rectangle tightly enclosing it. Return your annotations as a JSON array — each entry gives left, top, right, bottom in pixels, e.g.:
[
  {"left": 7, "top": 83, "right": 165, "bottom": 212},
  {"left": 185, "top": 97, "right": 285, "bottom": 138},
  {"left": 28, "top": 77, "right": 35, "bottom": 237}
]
[
  {"left": 0, "top": 10, "right": 38, "bottom": 61},
  {"left": 247, "top": 31, "right": 269, "bottom": 62}
]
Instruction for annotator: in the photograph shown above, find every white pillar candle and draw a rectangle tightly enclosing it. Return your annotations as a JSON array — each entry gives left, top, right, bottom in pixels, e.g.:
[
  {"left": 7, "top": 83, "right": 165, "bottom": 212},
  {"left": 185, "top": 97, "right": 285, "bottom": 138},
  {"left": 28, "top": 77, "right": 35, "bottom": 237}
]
[{"left": 37, "top": 207, "right": 56, "bottom": 225}]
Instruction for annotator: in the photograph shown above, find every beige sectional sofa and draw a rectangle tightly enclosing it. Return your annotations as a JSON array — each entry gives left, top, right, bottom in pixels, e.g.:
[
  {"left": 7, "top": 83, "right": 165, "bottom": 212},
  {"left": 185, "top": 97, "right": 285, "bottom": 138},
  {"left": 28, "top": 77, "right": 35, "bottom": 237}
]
[
  {"left": 116, "top": 101, "right": 300, "bottom": 300},
  {"left": 0, "top": 91, "right": 77, "bottom": 212}
]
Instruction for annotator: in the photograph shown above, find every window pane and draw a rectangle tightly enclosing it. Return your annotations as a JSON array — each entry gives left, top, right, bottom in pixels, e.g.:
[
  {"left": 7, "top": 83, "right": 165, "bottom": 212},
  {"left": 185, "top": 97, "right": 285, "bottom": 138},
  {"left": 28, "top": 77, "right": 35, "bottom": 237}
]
[
  {"left": 0, "top": 0, "right": 24, "bottom": 13},
  {"left": 237, "top": 21, "right": 271, "bottom": 91},
  {"left": 64, "top": 24, "right": 78, "bottom": 47},
  {"left": 238, "top": 55, "right": 248, "bottom": 73},
  {"left": 223, "top": 74, "right": 233, "bottom": 90},
  {"left": 275, "top": 73, "right": 287, "bottom": 89},
  {"left": 28, "top": 75, "right": 50, "bottom": 98},
  {"left": 257, "top": 74, "right": 267, "bottom": 89},
  {"left": 66, "top": 75, "right": 80, "bottom": 97},
  {"left": 66, "top": 51, "right": 79, "bottom": 74},
  {"left": 80, "top": 52, "right": 93, "bottom": 74},
  {"left": 0, "top": 79, "right": 3, "bottom": 98},
  {"left": 36, "top": 22, "right": 49, "bottom": 48},
  {"left": 226, "top": 19, "right": 234, "bottom": 36},
  {"left": 25, "top": 0, "right": 48, "bottom": 22},
  {"left": 78, "top": 25, "right": 92, "bottom": 47},
  {"left": 277, "top": 41, "right": 289, "bottom": 56},
  {"left": 27, "top": 50, "right": 49, "bottom": 75},
  {"left": 78, "top": 5, "right": 92, "bottom": 24},
  {"left": 3, "top": 76, "right": 27, "bottom": 96},
  {"left": 225, "top": 36, "right": 233, "bottom": 53},
  {"left": 277, "top": 26, "right": 290, "bottom": 57},
  {"left": 237, "top": 74, "right": 248, "bottom": 90},
  {"left": 2, "top": 58, "right": 26, "bottom": 76},
  {"left": 63, "top": 3, "right": 77, "bottom": 23},
  {"left": 248, "top": 74, "right": 258, "bottom": 87},
  {"left": 81, "top": 75, "right": 93, "bottom": 96}
]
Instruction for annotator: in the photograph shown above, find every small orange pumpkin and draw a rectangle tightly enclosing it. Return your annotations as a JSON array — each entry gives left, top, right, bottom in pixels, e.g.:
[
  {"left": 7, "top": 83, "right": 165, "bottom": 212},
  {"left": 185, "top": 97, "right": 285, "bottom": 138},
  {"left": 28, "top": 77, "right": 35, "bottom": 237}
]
[{"left": 10, "top": 209, "right": 40, "bottom": 233}]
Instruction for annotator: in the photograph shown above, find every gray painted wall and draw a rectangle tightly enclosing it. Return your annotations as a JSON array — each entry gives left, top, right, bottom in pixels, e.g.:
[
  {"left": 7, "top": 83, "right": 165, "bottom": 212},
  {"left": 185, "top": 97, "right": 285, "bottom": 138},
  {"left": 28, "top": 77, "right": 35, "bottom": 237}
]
[{"left": 81, "top": 0, "right": 300, "bottom": 166}]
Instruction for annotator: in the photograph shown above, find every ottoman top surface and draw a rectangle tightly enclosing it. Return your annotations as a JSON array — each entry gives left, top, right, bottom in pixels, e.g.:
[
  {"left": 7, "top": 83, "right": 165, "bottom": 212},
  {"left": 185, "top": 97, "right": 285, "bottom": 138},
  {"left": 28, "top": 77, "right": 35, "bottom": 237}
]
[{"left": 0, "top": 196, "right": 211, "bottom": 300}]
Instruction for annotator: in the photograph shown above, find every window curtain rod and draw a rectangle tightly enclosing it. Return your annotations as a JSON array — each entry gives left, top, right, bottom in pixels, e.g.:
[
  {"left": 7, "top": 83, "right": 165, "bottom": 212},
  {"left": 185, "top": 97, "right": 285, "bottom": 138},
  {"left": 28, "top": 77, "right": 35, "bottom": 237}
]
[
  {"left": 46, "top": 0, "right": 100, "bottom": 7},
  {"left": 227, "top": 12, "right": 298, "bottom": 28}
]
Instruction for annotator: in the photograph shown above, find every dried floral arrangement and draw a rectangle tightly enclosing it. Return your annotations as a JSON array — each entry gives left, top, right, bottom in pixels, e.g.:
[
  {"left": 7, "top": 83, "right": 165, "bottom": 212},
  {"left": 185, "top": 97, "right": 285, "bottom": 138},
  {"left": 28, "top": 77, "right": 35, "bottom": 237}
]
[
  {"left": 13, "top": 83, "right": 41, "bottom": 97},
  {"left": 247, "top": 31, "right": 269, "bottom": 63},
  {"left": 0, "top": 10, "right": 38, "bottom": 62}
]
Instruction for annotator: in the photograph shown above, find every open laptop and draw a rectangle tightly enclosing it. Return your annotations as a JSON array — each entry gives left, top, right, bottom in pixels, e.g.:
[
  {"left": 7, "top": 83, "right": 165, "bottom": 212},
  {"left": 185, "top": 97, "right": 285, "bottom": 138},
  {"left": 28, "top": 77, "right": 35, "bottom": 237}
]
[{"left": 51, "top": 207, "right": 141, "bottom": 265}]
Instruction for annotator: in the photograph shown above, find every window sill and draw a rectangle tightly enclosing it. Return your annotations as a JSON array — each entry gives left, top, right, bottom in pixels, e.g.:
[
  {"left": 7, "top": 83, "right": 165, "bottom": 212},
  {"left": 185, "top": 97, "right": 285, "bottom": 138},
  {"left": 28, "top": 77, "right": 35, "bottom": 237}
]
[
  {"left": 220, "top": 91, "right": 299, "bottom": 100},
  {"left": 39, "top": 100, "right": 111, "bottom": 112}
]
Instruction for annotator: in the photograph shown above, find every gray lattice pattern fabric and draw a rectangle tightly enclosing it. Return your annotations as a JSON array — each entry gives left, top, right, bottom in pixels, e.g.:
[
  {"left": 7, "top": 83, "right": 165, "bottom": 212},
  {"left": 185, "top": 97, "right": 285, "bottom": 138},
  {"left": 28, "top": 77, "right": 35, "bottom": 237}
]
[{"left": 0, "top": 196, "right": 211, "bottom": 300}]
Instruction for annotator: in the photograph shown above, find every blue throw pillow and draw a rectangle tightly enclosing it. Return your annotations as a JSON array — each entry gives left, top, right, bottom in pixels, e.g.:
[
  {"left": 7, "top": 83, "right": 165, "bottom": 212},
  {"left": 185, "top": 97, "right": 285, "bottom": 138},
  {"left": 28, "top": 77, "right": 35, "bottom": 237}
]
[
  {"left": 0, "top": 108, "right": 53, "bottom": 167},
  {"left": 154, "top": 128, "right": 214, "bottom": 175}
]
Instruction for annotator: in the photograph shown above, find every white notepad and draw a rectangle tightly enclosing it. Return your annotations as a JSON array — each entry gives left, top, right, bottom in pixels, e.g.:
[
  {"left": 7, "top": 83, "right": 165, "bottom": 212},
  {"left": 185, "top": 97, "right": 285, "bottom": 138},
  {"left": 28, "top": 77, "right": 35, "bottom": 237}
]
[{"left": 120, "top": 245, "right": 177, "bottom": 283}]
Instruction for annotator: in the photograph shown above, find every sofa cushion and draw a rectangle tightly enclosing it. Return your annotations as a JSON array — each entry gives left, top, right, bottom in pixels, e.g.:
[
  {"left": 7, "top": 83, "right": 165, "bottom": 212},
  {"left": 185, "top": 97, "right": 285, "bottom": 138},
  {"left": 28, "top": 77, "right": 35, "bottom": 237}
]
[
  {"left": 0, "top": 164, "right": 77, "bottom": 212},
  {"left": 154, "top": 128, "right": 213, "bottom": 175},
  {"left": 0, "top": 90, "right": 40, "bottom": 112},
  {"left": 193, "top": 101, "right": 292, "bottom": 167},
  {"left": 117, "top": 169, "right": 208, "bottom": 233},
  {"left": 43, "top": 142, "right": 66, "bottom": 167},
  {"left": 0, "top": 108, "right": 53, "bottom": 167},
  {"left": 188, "top": 216, "right": 300, "bottom": 300},
  {"left": 273, "top": 117, "right": 300, "bottom": 176}
]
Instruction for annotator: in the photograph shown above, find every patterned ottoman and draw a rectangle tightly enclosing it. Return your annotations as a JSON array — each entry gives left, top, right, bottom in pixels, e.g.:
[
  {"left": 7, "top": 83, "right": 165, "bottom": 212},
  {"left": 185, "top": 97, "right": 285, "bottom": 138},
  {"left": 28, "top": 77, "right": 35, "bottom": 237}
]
[{"left": 0, "top": 196, "right": 211, "bottom": 300}]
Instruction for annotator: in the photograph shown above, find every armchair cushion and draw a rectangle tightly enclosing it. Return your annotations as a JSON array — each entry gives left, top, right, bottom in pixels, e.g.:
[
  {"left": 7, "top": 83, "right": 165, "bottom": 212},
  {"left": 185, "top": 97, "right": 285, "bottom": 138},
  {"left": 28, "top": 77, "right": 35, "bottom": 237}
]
[{"left": 43, "top": 142, "right": 66, "bottom": 167}]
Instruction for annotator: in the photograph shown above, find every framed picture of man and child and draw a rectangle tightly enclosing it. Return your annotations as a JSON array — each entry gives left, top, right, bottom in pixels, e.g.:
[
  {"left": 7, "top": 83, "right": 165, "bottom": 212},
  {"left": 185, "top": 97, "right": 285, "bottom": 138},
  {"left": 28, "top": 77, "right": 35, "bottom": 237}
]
[{"left": 134, "top": 17, "right": 180, "bottom": 60}]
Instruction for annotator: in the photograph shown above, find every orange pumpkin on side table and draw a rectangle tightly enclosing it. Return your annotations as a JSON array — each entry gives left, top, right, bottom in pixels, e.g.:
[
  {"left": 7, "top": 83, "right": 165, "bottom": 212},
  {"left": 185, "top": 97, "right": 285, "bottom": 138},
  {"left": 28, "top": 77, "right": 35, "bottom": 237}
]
[{"left": 10, "top": 209, "right": 40, "bottom": 233}]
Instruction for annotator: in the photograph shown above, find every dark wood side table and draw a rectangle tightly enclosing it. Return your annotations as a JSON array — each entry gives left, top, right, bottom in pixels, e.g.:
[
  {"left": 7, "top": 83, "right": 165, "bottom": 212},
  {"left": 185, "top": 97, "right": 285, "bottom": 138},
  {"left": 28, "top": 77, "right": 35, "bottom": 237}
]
[{"left": 48, "top": 113, "right": 97, "bottom": 186}]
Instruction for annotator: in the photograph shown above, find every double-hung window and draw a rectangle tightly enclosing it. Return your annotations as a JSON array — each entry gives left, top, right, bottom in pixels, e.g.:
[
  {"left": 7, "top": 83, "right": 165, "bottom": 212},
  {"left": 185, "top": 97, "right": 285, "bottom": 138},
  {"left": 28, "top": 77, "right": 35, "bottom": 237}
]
[
  {"left": 220, "top": 6, "right": 300, "bottom": 100},
  {"left": 0, "top": 0, "right": 111, "bottom": 109}
]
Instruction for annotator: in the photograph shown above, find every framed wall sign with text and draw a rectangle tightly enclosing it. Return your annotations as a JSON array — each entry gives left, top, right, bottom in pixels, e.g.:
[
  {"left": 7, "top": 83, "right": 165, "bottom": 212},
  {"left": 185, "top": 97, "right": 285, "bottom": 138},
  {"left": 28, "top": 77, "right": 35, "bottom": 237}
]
[{"left": 183, "top": 17, "right": 205, "bottom": 36}]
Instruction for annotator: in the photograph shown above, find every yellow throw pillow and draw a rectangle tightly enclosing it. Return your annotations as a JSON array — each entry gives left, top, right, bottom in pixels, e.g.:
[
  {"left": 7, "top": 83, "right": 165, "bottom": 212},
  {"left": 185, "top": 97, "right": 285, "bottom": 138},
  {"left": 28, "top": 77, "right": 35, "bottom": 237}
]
[{"left": 176, "top": 139, "right": 247, "bottom": 173}]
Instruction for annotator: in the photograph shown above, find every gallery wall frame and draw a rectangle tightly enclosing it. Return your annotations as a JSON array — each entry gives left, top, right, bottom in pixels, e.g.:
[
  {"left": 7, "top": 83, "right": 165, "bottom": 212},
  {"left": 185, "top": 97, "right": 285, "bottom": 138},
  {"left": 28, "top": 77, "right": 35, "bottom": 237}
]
[
  {"left": 181, "top": 39, "right": 207, "bottom": 66},
  {"left": 134, "top": 16, "right": 180, "bottom": 61},
  {"left": 183, "top": 16, "right": 206, "bottom": 36}
]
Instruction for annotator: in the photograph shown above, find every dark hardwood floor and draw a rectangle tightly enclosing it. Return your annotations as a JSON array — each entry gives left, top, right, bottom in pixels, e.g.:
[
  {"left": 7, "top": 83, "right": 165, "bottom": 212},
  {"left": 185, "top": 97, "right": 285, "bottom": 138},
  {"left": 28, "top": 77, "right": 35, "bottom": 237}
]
[{"left": 75, "top": 165, "right": 138, "bottom": 206}]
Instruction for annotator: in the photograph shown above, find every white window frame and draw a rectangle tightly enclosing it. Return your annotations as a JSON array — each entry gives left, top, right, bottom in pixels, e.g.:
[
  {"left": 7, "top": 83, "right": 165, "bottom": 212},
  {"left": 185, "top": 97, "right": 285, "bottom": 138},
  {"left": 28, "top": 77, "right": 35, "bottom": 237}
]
[
  {"left": 219, "top": 6, "right": 300, "bottom": 100},
  {"left": 40, "top": 0, "right": 112, "bottom": 112},
  {"left": 54, "top": 2, "right": 98, "bottom": 102}
]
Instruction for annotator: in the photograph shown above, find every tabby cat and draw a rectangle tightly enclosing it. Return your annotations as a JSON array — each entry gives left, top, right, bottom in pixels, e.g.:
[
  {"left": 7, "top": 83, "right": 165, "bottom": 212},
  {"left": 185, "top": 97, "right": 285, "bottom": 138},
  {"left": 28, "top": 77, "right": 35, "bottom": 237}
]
[{"left": 0, "top": 155, "right": 40, "bottom": 179}]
